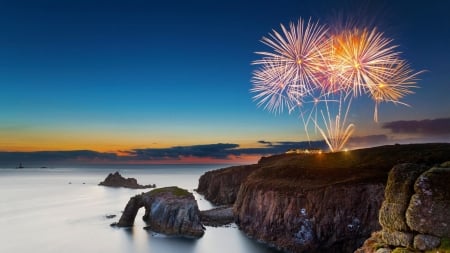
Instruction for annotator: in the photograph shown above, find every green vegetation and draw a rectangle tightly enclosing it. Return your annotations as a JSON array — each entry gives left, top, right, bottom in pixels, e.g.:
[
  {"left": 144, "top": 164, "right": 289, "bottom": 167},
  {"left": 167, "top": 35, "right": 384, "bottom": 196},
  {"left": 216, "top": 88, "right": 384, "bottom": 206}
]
[
  {"left": 392, "top": 247, "right": 417, "bottom": 253},
  {"left": 148, "top": 186, "right": 191, "bottom": 197}
]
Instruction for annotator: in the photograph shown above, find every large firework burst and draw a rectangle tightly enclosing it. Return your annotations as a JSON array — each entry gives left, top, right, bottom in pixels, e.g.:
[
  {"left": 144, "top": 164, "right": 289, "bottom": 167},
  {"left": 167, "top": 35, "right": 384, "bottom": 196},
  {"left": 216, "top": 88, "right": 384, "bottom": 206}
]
[
  {"left": 252, "top": 18, "right": 329, "bottom": 113},
  {"left": 251, "top": 18, "right": 421, "bottom": 152}
]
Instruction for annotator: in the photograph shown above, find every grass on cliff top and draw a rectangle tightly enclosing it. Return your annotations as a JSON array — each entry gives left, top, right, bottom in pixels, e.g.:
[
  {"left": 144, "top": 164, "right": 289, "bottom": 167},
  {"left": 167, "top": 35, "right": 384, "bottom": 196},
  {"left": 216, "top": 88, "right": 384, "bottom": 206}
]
[
  {"left": 148, "top": 186, "right": 191, "bottom": 197},
  {"left": 248, "top": 143, "right": 450, "bottom": 190}
]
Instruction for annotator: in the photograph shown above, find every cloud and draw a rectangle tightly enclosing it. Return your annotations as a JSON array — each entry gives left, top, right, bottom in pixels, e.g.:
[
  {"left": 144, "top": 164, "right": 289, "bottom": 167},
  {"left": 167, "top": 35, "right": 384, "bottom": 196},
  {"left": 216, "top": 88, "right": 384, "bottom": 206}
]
[
  {"left": 128, "top": 143, "right": 240, "bottom": 160},
  {"left": 382, "top": 118, "right": 450, "bottom": 135},
  {"left": 258, "top": 140, "right": 273, "bottom": 146},
  {"left": 0, "top": 150, "right": 118, "bottom": 167}
]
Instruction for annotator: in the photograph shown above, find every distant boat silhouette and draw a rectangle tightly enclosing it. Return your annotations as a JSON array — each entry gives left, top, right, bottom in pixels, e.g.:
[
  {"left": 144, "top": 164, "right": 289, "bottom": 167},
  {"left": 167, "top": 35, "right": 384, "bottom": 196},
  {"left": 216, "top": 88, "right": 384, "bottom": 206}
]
[{"left": 16, "top": 163, "right": 24, "bottom": 169}]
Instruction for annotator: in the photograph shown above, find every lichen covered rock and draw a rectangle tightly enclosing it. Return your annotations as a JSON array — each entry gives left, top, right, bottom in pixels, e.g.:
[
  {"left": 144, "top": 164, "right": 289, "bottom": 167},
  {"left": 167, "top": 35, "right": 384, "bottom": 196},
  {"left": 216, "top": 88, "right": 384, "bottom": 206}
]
[
  {"left": 357, "top": 162, "right": 450, "bottom": 253},
  {"left": 379, "top": 163, "right": 428, "bottom": 232},
  {"left": 406, "top": 166, "right": 450, "bottom": 237}
]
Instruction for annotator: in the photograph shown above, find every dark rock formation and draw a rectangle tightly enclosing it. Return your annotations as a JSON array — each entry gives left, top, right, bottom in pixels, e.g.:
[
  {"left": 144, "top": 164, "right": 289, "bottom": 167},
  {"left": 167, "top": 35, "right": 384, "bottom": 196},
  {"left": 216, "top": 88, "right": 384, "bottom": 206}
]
[
  {"left": 200, "top": 206, "right": 234, "bottom": 226},
  {"left": 197, "top": 164, "right": 259, "bottom": 205},
  {"left": 197, "top": 143, "right": 450, "bottom": 253},
  {"left": 234, "top": 181, "right": 385, "bottom": 253},
  {"left": 99, "top": 171, "right": 156, "bottom": 189},
  {"left": 114, "top": 186, "right": 204, "bottom": 238},
  {"left": 357, "top": 161, "right": 450, "bottom": 253}
]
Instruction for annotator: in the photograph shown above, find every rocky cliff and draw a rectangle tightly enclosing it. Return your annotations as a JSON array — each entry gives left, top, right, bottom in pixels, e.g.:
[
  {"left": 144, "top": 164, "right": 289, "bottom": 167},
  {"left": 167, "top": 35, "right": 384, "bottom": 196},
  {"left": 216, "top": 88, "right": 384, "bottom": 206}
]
[
  {"left": 198, "top": 143, "right": 450, "bottom": 252},
  {"left": 356, "top": 162, "right": 450, "bottom": 253},
  {"left": 197, "top": 164, "right": 259, "bottom": 205},
  {"left": 114, "top": 186, "right": 204, "bottom": 237}
]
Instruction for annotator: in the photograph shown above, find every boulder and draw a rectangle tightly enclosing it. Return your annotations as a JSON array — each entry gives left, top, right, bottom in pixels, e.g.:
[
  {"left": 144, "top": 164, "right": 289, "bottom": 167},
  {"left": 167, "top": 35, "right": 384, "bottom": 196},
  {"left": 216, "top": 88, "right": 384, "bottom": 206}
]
[
  {"left": 379, "top": 163, "right": 428, "bottom": 232},
  {"left": 380, "top": 230, "right": 413, "bottom": 248},
  {"left": 115, "top": 187, "right": 204, "bottom": 238},
  {"left": 99, "top": 171, "right": 156, "bottom": 189},
  {"left": 405, "top": 166, "right": 450, "bottom": 237},
  {"left": 413, "top": 234, "right": 440, "bottom": 251}
]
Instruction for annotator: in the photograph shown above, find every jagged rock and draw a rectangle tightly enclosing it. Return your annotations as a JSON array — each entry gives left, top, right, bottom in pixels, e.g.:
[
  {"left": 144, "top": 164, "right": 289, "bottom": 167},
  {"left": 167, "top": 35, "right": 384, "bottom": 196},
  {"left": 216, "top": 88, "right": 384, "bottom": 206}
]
[
  {"left": 379, "top": 163, "right": 428, "bottom": 232},
  {"left": 99, "top": 171, "right": 156, "bottom": 189},
  {"left": 115, "top": 187, "right": 204, "bottom": 237},
  {"left": 413, "top": 234, "right": 441, "bottom": 251},
  {"left": 406, "top": 166, "right": 450, "bottom": 237},
  {"left": 380, "top": 230, "right": 413, "bottom": 248}
]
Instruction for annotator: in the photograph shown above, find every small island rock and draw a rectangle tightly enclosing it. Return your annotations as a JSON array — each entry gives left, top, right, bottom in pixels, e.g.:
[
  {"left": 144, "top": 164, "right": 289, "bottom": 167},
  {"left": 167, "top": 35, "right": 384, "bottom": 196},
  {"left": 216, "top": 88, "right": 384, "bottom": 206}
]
[{"left": 99, "top": 171, "right": 156, "bottom": 189}]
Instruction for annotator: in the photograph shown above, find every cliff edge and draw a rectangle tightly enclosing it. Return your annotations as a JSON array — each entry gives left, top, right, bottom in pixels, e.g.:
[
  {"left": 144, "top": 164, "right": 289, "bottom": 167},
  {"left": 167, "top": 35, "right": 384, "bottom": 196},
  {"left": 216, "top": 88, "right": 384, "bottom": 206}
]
[{"left": 197, "top": 143, "right": 450, "bottom": 252}]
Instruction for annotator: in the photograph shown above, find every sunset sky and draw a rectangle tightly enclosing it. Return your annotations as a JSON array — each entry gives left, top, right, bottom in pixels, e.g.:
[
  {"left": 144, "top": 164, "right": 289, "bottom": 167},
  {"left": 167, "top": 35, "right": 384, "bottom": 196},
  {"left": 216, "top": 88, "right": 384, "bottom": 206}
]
[{"left": 1, "top": 0, "right": 449, "bottom": 165}]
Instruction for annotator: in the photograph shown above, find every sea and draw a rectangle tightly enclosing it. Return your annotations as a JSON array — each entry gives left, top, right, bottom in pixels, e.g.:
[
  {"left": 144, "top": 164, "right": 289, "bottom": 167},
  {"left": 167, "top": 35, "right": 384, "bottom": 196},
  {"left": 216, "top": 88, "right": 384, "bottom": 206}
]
[{"left": 0, "top": 164, "right": 281, "bottom": 253}]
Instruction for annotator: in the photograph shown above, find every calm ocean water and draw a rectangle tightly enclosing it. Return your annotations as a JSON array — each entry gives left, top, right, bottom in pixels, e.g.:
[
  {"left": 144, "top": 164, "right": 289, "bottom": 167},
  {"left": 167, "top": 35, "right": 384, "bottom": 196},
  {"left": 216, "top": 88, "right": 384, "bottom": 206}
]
[{"left": 0, "top": 165, "right": 281, "bottom": 253}]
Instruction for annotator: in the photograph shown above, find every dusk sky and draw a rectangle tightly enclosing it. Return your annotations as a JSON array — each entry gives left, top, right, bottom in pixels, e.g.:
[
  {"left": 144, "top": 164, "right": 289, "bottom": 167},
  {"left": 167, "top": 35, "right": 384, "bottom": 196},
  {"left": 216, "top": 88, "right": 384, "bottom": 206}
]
[{"left": 1, "top": 0, "right": 449, "bottom": 165}]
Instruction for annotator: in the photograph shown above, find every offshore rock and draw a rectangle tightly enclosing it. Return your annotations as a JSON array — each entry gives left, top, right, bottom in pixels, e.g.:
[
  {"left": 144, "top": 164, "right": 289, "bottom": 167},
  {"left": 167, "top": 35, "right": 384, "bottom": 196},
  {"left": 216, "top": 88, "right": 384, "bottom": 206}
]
[
  {"left": 199, "top": 206, "right": 234, "bottom": 226},
  {"left": 99, "top": 171, "right": 156, "bottom": 189},
  {"left": 115, "top": 187, "right": 204, "bottom": 237}
]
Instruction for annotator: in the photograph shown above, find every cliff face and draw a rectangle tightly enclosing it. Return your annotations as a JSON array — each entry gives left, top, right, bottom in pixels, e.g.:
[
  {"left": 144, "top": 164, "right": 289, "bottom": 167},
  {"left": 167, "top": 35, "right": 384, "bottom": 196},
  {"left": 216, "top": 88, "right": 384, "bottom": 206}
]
[
  {"left": 234, "top": 182, "right": 384, "bottom": 252},
  {"left": 197, "top": 164, "right": 259, "bottom": 205},
  {"left": 197, "top": 143, "right": 450, "bottom": 252}
]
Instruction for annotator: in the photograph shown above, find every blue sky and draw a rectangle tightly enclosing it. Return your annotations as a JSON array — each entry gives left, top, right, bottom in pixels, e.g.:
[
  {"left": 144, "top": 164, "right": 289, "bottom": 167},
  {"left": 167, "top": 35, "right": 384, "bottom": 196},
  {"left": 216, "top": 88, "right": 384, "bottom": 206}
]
[{"left": 0, "top": 0, "right": 449, "bottom": 164}]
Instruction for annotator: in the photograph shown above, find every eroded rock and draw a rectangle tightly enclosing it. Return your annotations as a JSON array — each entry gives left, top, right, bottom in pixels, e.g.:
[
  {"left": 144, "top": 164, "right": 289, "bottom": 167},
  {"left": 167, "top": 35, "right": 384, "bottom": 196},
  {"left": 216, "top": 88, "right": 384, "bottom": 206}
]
[{"left": 115, "top": 187, "right": 204, "bottom": 238}]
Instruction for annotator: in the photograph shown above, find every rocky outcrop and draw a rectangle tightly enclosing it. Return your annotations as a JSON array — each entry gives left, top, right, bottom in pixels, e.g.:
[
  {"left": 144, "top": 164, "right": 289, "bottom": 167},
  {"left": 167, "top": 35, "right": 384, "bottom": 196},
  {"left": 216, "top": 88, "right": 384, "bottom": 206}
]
[
  {"left": 114, "top": 186, "right": 204, "bottom": 238},
  {"left": 356, "top": 162, "right": 450, "bottom": 253},
  {"left": 200, "top": 206, "right": 234, "bottom": 226},
  {"left": 197, "top": 164, "right": 259, "bottom": 205},
  {"left": 99, "top": 171, "right": 156, "bottom": 189},
  {"left": 197, "top": 143, "right": 450, "bottom": 253}
]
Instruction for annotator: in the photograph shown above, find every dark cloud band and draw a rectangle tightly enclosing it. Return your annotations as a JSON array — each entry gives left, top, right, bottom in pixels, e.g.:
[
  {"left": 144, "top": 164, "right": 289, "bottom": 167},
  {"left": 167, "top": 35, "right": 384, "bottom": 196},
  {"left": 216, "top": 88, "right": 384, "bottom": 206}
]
[{"left": 382, "top": 118, "right": 450, "bottom": 135}]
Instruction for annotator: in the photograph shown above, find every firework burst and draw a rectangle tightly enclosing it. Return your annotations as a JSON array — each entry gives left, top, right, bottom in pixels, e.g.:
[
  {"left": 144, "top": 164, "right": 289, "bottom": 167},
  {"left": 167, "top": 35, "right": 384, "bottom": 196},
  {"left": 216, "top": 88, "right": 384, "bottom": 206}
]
[
  {"left": 252, "top": 18, "right": 329, "bottom": 112},
  {"left": 251, "top": 18, "right": 421, "bottom": 152},
  {"left": 329, "top": 27, "right": 401, "bottom": 97}
]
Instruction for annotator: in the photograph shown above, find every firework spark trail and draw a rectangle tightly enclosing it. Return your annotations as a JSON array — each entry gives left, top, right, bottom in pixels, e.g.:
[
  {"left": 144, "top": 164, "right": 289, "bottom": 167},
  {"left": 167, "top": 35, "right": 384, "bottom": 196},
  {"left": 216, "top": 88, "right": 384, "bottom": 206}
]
[{"left": 251, "top": 18, "right": 421, "bottom": 152}]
